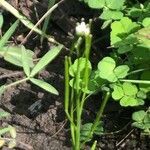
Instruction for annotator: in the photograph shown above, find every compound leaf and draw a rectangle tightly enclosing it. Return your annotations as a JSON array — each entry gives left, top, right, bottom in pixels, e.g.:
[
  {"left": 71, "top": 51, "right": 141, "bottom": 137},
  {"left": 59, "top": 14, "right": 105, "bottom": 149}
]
[{"left": 132, "top": 110, "right": 146, "bottom": 122}]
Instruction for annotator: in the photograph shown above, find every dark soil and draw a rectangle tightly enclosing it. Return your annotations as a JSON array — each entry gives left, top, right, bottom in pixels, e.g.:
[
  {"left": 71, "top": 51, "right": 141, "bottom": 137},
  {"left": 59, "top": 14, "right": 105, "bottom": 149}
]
[{"left": 0, "top": 0, "right": 150, "bottom": 150}]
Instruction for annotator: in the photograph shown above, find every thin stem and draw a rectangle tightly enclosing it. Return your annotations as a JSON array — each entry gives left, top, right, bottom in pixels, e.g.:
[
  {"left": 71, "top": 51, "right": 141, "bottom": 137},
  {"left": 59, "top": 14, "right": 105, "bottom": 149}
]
[
  {"left": 127, "top": 68, "right": 150, "bottom": 76},
  {"left": 91, "top": 92, "right": 110, "bottom": 133},
  {"left": 81, "top": 91, "right": 110, "bottom": 146},
  {"left": 120, "top": 79, "right": 150, "bottom": 84},
  {"left": 5, "top": 77, "right": 29, "bottom": 89}
]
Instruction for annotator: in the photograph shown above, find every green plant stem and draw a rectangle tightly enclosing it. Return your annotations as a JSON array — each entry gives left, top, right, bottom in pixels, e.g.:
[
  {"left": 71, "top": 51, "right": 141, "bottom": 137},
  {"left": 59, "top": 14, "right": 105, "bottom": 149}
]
[
  {"left": 5, "top": 77, "right": 29, "bottom": 89},
  {"left": 120, "top": 79, "right": 150, "bottom": 84},
  {"left": 127, "top": 68, "right": 150, "bottom": 76},
  {"left": 41, "top": 0, "right": 56, "bottom": 43},
  {"left": 82, "top": 91, "right": 110, "bottom": 146},
  {"left": 92, "top": 91, "right": 110, "bottom": 132}
]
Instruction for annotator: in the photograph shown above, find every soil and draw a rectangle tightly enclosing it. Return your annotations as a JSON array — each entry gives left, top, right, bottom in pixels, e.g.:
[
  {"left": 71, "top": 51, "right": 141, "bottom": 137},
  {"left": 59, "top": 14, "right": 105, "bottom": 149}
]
[{"left": 0, "top": 0, "right": 150, "bottom": 150}]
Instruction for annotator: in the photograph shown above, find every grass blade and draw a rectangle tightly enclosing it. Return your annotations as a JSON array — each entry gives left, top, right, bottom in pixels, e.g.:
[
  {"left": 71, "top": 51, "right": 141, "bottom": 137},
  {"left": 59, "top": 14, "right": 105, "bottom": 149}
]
[
  {"left": 30, "top": 78, "right": 59, "bottom": 95},
  {"left": 30, "top": 44, "right": 63, "bottom": 77},
  {"left": 41, "top": 0, "right": 56, "bottom": 43},
  {"left": 21, "top": 46, "right": 31, "bottom": 76},
  {"left": 0, "top": 20, "right": 19, "bottom": 49}
]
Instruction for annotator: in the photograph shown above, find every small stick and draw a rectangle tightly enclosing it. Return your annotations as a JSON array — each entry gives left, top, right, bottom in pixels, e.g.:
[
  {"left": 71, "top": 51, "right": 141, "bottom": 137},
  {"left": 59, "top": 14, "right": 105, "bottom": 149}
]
[{"left": 116, "top": 129, "right": 134, "bottom": 147}]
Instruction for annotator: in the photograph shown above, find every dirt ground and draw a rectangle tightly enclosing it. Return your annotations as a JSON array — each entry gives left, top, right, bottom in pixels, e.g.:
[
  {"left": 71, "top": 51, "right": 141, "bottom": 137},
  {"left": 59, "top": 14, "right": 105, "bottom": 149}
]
[{"left": 0, "top": 0, "right": 150, "bottom": 150}]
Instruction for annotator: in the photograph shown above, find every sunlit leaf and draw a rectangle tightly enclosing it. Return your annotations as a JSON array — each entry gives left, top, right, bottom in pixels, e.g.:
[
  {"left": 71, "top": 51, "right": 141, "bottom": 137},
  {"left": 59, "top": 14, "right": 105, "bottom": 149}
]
[
  {"left": 142, "top": 17, "right": 150, "bottom": 27},
  {"left": 0, "top": 20, "right": 19, "bottom": 49},
  {"left": 69, "top": 57, "right": 92, "bottom": 78},
  {"left": 9, "top": 126, "right": 16, "bottom": 138},
  {"left": 0, "top": 139, "right": 5, "bottom": 147},
  {"left": 105, "top": 0, "right": 125, "bottom": 10},
  {"left": 114, "top": 65, "right": 129, "bottom": 79},
  {"left": 30, "top": 78, "right": 59, "bottom": 95},
  {"left": 112, "top": 84, "right": 124, "bottom": 100},
  {"left": 0, "top": 46, "right": 34, "bottom": 67},
  {"left": 122, "top": 82, "right": 138, "bottom": 96},
  {"left": 111, "top": 17, "right": 140, "bottom": 45},
  {"left": 100, "top": 9, "right": 123, "bottom": 20},
  {"left": 21, "top": 46, "right": 30, "bottom": 76},
  {"left": 0, "top": 111, "right": 10, "bottom": 118},
  {"left": 30, "top": 45, "right": 63, "bottom": 77},
  {"left": 88, "top": 0, "right": 105, "bottom": 9}
]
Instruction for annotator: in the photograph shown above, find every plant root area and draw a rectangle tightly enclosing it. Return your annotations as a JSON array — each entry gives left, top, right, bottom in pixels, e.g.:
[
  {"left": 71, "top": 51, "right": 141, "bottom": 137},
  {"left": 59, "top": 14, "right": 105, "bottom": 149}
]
[{"left": 0, "top": 0, "right": 149, "bottom": 149}]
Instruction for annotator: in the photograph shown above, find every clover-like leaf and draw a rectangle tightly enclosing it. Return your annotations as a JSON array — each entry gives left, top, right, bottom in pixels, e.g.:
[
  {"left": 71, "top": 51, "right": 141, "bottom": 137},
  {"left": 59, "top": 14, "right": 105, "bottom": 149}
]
[
  {"left": 112, "top": 84, "right": 124, "bottom": 100},
  {"left": 98, "top": 57, "right": 129, "bottom": 82},
  {"left": 120, "top": 96, "right": 144, "bottom": 107},
  {"left": 114, "top": 65, "right": 129, "bottom": 79},
  {"left": 98, "top": 57, "right": 116, "bottom": 81},
  {"left": 132, "top": 110, "right": 150, "bottom": 132},
  {"left": 132, "top": 110, "right": 146, "bottom": 122},
  {"left": 112, "top": 82, "right": 145, "bottom": 107},
  {"left": 88, "top": 0, "right": 105, "bottom": 9},
  {"left": 105, "top": 0, "right": 125, "bottom": 10},
  {"left": 122, "top": 82, "right": 138, "bottom": 96},
  {"left": 142, "top": 17, "right": 150, "bottom": 27},
  {"left": 111, "top": 17, "right": 140, "bottom": 45},
  {"left": 100, "top": 9, "right": 123, "bottom": 20}
]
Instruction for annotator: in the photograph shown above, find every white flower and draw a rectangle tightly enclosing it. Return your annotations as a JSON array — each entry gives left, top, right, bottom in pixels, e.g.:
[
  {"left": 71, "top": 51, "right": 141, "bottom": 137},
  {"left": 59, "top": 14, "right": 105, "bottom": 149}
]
[{"left": 75, "top": 21, "right": 90, "bottom": 36}]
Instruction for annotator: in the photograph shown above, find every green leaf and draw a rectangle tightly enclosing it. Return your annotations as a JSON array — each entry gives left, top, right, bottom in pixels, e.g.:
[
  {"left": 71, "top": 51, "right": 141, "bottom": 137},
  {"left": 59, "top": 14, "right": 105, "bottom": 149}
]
[
  {"left": 112, "top": 84, "right": 124, "bottom": 100},
  {"left": 69, "top": 57, "right": 92, "bottom": 78},
  {"left": 0, "top": 86, "right": 5, "bottom": 98},
  {"left": 100, "top": 9, "right": 123, "bottom": 20},
  {"left": 0, "top": 46, "right": 34, "bottom": 67},
  {"left": 132, "top": 122, "right": 144, "bottom": 129},
  {"left": 122, "top": 82, "right": 138, "bottom": 96},
  {"left": 120, "top": 96, "right": 144, "bottom": 106},
  {"left": 98, "top": 57, "right": 129, "bottom": 82},
  {"left": 0, "top": 111, "right": 10, "bottom": 118},
  {"left": 80, "top": 123, "right": 93, "bottom": 142},
  {"left": 88, "top": 0, "right": 105, "bottom": 9},
  {"left": 0, "top": 14, "right": 3, "bottom": 28},
  {"left": 30, "top": 45, "right": 63, "bottom": 77},
  {"left": 142, "top": 17, "right": 150, "bottom": 27},
  {"left": 0, "top": 20, "right": 19, "bottom": 49},
  {"left": 137, "top": 90, "right": 147, "bottom": 99},
  {"left": 80, "top": 122, "right": 103, "bottom": 142},
  {"left": 30, "top": 78, "right": 59, "bottom": 95},
  {"left": 114, "top": 65, "right": 129, "bottom": 79},
  {"left": 98, "top": 57, "right": 116, "bottom": 79},
  {"left": 0, "top": 127, "right": 11, "bottom": 136},
  {"left": 105, "top": 0, "right": 125, "bottom": 10},
  {"left": 9, "top": 126, "right": 16, "bottom": 138},
  {"left": 21, "top": 46, "right": 30, "bottom": 76},
  {"left": 132, "top": 110, "right": 146, "bottom": 122},
  {"left": 101, "top": 20, "right": 112, "bottom": 29},
  {"left": 111, "top": 17, "right": 140, "bottom": 45}
]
